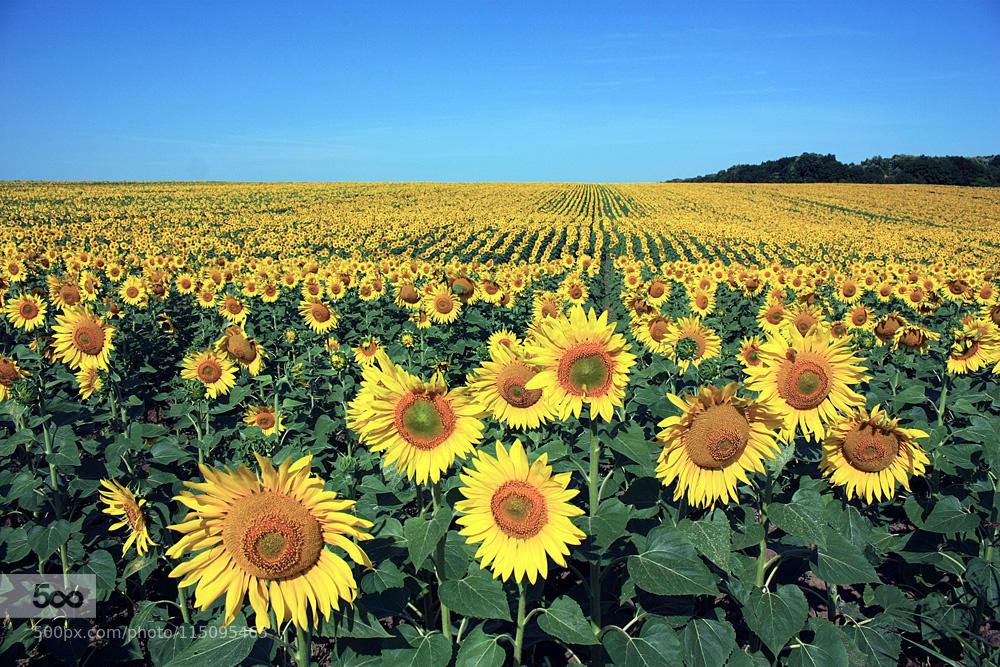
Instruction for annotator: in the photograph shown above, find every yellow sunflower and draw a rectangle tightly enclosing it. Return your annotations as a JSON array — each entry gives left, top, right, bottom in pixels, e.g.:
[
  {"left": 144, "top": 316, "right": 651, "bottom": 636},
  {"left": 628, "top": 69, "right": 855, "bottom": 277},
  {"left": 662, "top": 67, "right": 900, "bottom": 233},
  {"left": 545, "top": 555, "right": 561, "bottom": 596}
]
[
  {"left": 655, "top": 383, "right": 783, "bottom": 509},
  {"left": 744, "top": 330, "right": 869, "bottom": 442},
  {"left": 455, "top": 439, "right": 586, "bottom": 584},
  {"left": 180, "top": 349, "right": 236, "bottom": 399},
  {"left": 352, "top": 337, "right": 381, "bottom": 366},
  {"left": 99, "top": 479, "right": 156, "bottom": 556},
  {"left": 487, "top": 329, "right": 522, "bottom": 356},
  {"left": 299, "top": 299, "right": 339, "bottom": 334},
  {"left": 425, "top": 286, "right": 461, "bottom": 324},
  {"left": 243, "top": 405, "right": 285, "bottom": 436},
  {"left": 347, "top": 352, "right": 484, "bottom": 485},
  {"left": 75, "top": 366, "right": 103, "bottom": 399},
  {"left": 739, "top": 335, "right": 766, "bottom": 368},
  {"left": 632, "top": 314, "right": 674, "bottom": 356},
  {"left": 47, "top": 275, "right": 84, "bottom": 310},
  {"left": 166, "top": 454, "right": 373, "bottom": 633},
  {"left": 757, "top": 299, "right": 787, "bottom": 336},
  {"left": 946, "top": 323, "right": 996, "bottom": 375},
  {"left": 467, "top": 345, "right": 553, "bottom": 429},
  {"left": 892, "top": 325, "right": 940, "bottom": 355},
  {"left": 219, "top": 295, "right": 250, "bottom": 325},
  {"left": 524, "top": 306, "right": 637, "bottom": 422},
  {"left": 175, "top": 273, "right": 197, "bottom": 294},
  {"left": 819, "top": 405, "right": 930, "bottom": 502},
  {"left": 5, "top": 293, "right": 47, "bottom": 331},
  {"left": 119, "top": 276, "right": 147, "bottom": 306},
  {"left": 664, "top": 316, "right": 722, "bottom": 372},
  {"left": 51, "top": 308, "right": 116, "bottom": 371},
  {"left": 0, "top": 355, "right": 30, "bottom": 402},
  {"left": 215, "top": 325, "right": 267, "bottom": 376}
]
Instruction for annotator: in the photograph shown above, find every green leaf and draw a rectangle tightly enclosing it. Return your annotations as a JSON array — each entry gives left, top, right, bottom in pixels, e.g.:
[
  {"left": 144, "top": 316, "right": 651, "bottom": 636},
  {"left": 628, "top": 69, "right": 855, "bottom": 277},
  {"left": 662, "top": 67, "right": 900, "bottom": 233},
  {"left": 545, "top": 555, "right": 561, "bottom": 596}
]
[
  {"left": 608, "top": 423, "right": 657, "bottom": 469},
  {"left": 844, "top": 621, "right": 900, "bottom": 667},
  {"left": 891, "top": 384, "right": 925, "bottom": 410},
  {"left": 678, "top": 509, "right": 732, "bottom": 570},
  {"left": 743, "top": 584, "right": 808, "bottom": 655},
  {"left": 83, "top": 549, "right": 117, "bottom": 593},
  {"left": 328, "top": 605, "right": 392, "bottom": 639},
  {"left": 382, "top": 631, "right": 452, "bottom": 667},
  {"left": 628, "top": 527, "right": 718, "bottom": 596},
  {"left": 537, "top": 596, "right": 598, "bottom": 645},
  {"left": 603, "top": 618, "right": 681, "bottom": 665},
  {"left": 813, "top": 529, "right": 878, "bottom": 585},
  {"left": 439, "top": 569, "right": 511, "bottom": 621},
  {"left": 31, "top": 520, "right": 71, "bottom": 560},
  {"left": 454, "top": 625, "right": 504, "bottom": 667},
  {"left": 768, "top": 490, "right": 828, "bottom": 548},
  {"left": 585, "top": 498, "right": 631, "bottom": 549},
  {"left": 161, "top": 613, "right": 257, "bottom": 667},
  {"left": 3, "top": 527, "right": 32, "bottom": 562},
  {"left": 682, "top": 619, "right": 736, "bottom": 667},
  {"left": 966, "top": 558, "right": 1000, "bottom": 609},
  {"left": 912, "top": 495, "right": 979, "bottom": 535},
  {"left": 403, "top": 509, "right": 452, "bottom": 571},
  {"left": 789, "top": 618, "right": 848, "bottom": 667}
]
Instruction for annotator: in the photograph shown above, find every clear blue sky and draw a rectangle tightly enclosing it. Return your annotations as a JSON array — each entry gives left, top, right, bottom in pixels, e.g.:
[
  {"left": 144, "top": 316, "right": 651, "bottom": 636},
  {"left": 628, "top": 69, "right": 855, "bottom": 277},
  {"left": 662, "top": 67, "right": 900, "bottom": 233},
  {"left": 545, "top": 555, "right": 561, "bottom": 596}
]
[{"left": 1, "top": 1, "right": 998, "bottom": 181}]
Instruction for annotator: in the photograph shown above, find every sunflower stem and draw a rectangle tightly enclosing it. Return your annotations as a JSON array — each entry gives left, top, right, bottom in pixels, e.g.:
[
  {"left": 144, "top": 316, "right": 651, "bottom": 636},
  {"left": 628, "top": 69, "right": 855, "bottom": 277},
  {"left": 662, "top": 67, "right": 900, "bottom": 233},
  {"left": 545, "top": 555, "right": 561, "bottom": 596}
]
[
  {"left": 431, "top": 482, "right": 453, "bottom": 644},
  {"left": 177, "top": 585, "right": 191, "bottom": 625},
  {"left": 513, "top": 580, "right": 527, "bottom": 666},
  {"left": 293, "top": 625, "right": 310, "bottom": 666},
  {"left": 936, "top": 373, "right": 948, "bottom": 427},
  {"left": 587, "top": 418, "right": 603, "bottom": 653}
]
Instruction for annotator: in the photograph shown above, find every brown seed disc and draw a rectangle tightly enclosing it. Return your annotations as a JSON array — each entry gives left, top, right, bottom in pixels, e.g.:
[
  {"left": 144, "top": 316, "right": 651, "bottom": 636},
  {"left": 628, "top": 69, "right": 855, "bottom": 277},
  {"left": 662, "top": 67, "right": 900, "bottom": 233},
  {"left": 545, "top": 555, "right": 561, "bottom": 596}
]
[{"left": 684, "top": 404, "right": 751, "bottom": 469}]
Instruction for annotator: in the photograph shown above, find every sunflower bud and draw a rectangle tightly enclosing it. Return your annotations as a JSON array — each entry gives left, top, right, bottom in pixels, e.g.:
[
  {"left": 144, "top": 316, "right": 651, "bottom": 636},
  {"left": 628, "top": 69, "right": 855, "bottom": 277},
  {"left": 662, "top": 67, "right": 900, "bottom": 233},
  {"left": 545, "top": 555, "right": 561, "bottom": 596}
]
[
  {"left": 674, "top": 336, "right": 699, "bottom": 361},
  {"left": 697, "top": 359, "right": 720, "bottom": 382},
  {"left": 854, "top": 330, "right": 877, "bottom": 349},
  {"left": 11, "top": 378, "right": 38, "bottom": 407},
  {"left": 182, "top": 379, "right": 207, "bottom": 402}
]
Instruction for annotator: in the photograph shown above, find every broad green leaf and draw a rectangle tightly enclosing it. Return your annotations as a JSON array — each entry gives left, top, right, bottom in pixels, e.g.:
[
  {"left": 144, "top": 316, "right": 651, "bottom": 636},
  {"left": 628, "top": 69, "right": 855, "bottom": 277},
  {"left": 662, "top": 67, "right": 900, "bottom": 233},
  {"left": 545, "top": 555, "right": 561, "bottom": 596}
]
[
  {"left": 627, "top": 527, "right": 718, "bottom": 596},
  {"left": 789, "top": 618, "right": 848, "bottom": 667},
  {"left": 403, "top": 509, "right": 452, "bottom": 571},
  {"left": 844, "top": 621, "right": 900, "bottom": 667},
  {"left": 768, "top": 490, "right": 827, "bottom": 548},
  {"left": 31, "top": 520, "right": 71, "bottom": 560},
  {"left": 162, "top": 613, "right": 256, "bottom": 667},
  {"left": 682, "top": 619, "right": 736, "bottom": 667},
  {"left": 439, "top": 569, "right": 511, "bottom": 621},
  {"left": 813, "top": 530, "right": 878, "bottom": 585},
  {"left": 911, "top": 495, "right": 979, "bottom": 535},
  {"left": 608, "top": 423, "right": 657, "bottom": 469},
  {"left": 678, "top": 510, "right": 732, "bottom": 570},
  {"left": 83, "top": 549, "right": 117, "bottom": 593},
  {"left": 585, "top": 497, "right": 631, "bottom": 549},
  {"left": 537, "top": 596, "right": 597, "bottom": 645},
  {"left": 602, "top": 618, "right": 681, "bottom": 665},
  {"left": 455, "top": 625, "right": 504, "bottom": 667},
  {"left": 382, "top": 631, "right": 452, "bottom": 667},
  {"left": 743, "top": 584, "right": 808, "bottom": 655}
]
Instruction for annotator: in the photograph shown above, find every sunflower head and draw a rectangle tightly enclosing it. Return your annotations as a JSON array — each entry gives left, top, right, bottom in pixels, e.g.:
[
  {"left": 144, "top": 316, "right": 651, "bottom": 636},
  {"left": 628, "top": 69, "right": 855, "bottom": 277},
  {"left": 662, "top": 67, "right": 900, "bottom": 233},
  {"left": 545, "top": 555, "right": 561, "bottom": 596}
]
[{"left": 820, "top": 405, "right": 930, "bottom": 503}]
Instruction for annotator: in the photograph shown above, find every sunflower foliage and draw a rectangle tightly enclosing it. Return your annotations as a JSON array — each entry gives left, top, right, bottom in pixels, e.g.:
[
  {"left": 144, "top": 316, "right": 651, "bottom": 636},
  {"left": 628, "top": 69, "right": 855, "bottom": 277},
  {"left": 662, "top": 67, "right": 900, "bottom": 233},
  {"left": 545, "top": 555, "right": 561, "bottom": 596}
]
[{"left": 0, "top": 182, "right": 998, "bottom": 666}]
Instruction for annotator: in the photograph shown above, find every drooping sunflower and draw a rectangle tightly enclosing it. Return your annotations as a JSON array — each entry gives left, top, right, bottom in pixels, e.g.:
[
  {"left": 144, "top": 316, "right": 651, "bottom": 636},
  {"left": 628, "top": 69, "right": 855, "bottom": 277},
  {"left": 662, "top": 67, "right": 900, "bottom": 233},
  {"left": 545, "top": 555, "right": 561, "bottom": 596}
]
[
  {"left": 394, "top": 282, "right": 422, "bottom": 310},
  {"left": 655, "top": 384, "right": 783, "bottom": 509},
  {"left": 166, "top": 454, "right": 373, "bottom": 632},
  {"left": 99, "top": 479, "right": 156, "bottom": 556},
  {"left": 0, "top": 355, "right": 29, "bottom": 402},
  {"left": 347, "top": 352, "right": 484, "bottom": 485},
  {"left": 455, "top": 439, "right": 586, "bottom": 584},
  {"left": 5, "top": 293, "right": 47, "bottom": 331},
  {"left": 75, "top": 366, "right": 103, "bottom": 399},
  {"left": 51, "top": 308, "right": 116, "bottom": 371},
  {"left": 891, "top": 325, "right": 940, "bottom": 355},
  {"left": 946, "top": 322, "right": 996, "bottom": 375},
  {"left": 215, "top": 325, "right": 267, "bottom": 376},
  {"left": 744, "top": 331, "right": 869, "bottom": 442},
  {"left": 524, "top": 306, "right": 637, "bottom": 422},
  {"left": 664, "top": 316, "right": 722, "bottom": 372},
  {"left": 47, "top": 275, "right": 84, "bottom": 310},
  {"left": 243, "top": 405, "right": 285, "bottom": 436},
  {"left": 819, "top": 405, "right": 930, "bottom": 503},
  {"left": 298, "top": 299, "right": 339, "bottom": 334},
  {"left": 467, "top": 345, "right": 553, "bottom": 429},
  {"left": 181, "top": 349, "right": 236, "bottom": 399}
]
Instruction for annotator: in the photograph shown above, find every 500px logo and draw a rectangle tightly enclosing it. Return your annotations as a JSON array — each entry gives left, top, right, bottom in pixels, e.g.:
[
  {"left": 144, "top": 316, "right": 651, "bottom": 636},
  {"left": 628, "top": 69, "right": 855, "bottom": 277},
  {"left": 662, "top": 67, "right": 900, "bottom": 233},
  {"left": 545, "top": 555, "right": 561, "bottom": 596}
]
[
  {"left": 32, "top": 583, "right": 86, "bottom": 610},
  {"left": 0, "top": 574, "right": 96, "bottom": 619}
]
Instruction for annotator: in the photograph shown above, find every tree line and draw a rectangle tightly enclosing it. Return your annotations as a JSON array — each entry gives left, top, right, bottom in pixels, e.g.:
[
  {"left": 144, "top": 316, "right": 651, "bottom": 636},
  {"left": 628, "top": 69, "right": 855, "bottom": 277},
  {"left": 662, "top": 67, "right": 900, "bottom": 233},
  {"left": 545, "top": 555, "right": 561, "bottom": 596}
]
[{"left": 674, "top": 153, "right": 1000, "bottom": 186}]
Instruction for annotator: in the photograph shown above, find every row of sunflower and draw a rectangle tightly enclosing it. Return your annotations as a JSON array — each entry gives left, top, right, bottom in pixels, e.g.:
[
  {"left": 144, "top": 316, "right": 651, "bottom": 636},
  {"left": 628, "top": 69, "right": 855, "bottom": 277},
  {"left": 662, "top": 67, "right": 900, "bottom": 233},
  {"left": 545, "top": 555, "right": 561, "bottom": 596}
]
[{"left": 1, "top": 241, "right": 999, "bottom": 664}]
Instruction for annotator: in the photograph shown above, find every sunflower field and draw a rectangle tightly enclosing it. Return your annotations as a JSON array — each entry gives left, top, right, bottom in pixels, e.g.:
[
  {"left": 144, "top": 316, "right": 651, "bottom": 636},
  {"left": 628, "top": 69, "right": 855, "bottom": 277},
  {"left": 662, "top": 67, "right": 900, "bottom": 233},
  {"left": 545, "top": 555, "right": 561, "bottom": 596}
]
[{"left": 1, "top": 181, "right": 999, "bottom": 666}]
